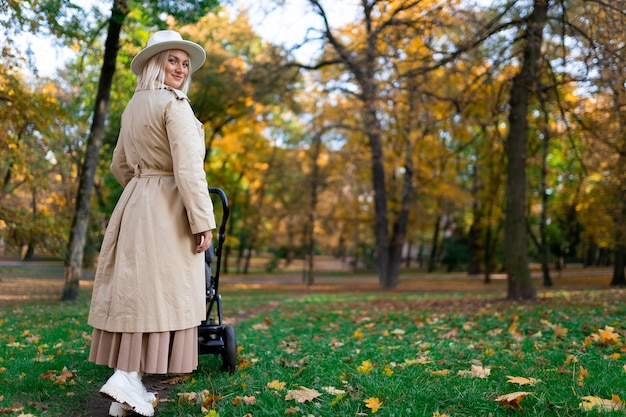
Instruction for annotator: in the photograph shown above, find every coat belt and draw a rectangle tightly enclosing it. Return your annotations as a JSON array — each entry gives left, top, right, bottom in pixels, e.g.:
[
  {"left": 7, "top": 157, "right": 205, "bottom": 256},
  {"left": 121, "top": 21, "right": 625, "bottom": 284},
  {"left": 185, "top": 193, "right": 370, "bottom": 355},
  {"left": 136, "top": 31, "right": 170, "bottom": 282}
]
[{"left": 133, "top": 166, "right": 174, "bottom": 178}]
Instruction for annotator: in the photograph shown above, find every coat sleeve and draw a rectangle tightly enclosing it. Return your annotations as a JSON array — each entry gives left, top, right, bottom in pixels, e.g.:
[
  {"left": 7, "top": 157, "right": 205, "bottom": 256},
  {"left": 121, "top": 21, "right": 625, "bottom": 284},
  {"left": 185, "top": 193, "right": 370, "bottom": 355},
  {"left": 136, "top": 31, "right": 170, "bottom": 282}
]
[
  {"left": 164, "top": 96, "right": 216, "bottom": 233},
  {"left": 110, "top": 132, "right": 133, "bottom": 187}
]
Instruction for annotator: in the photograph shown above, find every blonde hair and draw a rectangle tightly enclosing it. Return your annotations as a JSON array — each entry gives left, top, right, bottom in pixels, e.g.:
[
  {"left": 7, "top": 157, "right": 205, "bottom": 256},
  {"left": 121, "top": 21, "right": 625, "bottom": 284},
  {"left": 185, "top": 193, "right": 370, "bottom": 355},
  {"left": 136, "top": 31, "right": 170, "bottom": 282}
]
[{"left": 136, "top": 50, "right": 192, "bottom": 94}]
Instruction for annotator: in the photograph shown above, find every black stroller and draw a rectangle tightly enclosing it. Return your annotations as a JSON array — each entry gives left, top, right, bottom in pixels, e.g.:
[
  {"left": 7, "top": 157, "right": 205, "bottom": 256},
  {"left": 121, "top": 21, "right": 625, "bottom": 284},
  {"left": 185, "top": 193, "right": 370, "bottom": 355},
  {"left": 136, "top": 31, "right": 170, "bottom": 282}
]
[{"left": 198, "top": 187, "right": 237, "bottom": 372}]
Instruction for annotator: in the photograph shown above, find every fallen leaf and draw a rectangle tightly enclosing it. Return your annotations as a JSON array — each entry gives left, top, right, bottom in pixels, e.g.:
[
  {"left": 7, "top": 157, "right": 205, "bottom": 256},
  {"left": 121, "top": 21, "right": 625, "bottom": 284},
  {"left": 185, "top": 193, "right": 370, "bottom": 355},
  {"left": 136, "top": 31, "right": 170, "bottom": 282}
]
[
  {"left": 322, "top": 386, "right": 346, "bottom": 395},
  {"left": 357, "top": 360, "right": 373, "bottom": 374},
  {"left": 365, "top": 397, "right": 383, "bottom": 413},
  {"left": 404, "top": 355, "right": 430, "bottom": 366},
  {"left": 579, "top": 395, "right": 623, "bottom": 412},
  {"left": 597, "top": 326, "right": 620, "bottom": 344},
  {"left": 506, "top": 376, "right": 541, "bottom": 386},
  {"left": 495, "top": 391, "right": 532, "bottom": 410},
  {"left": 285, "top": 386, "right": 321, "bottom": 403},
  {"left": 430, "top": 369, "right": 450, "bottom": 376},
  {"left": 284, "top": 406, "right": 300, "bottom": 414},
  {"left": 232, "top": 396, "right": 256, "bottom": 406},
  {"left": 267, "top": 380, "right": 286, "bottom": 390},
  {"left": 470, "top": 364, "right": 491, "bottom": 379},
  {"left": 202, "top": 394, "right": 222, "bottom": 409}
]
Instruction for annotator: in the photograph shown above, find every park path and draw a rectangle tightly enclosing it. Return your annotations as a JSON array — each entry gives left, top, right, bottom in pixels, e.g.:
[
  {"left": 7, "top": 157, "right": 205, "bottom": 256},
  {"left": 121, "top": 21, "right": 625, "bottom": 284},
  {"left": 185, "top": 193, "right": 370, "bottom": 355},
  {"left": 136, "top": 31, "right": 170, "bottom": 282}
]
[{"left": 0, "top": 257, "right": 615, "bottom": 305}]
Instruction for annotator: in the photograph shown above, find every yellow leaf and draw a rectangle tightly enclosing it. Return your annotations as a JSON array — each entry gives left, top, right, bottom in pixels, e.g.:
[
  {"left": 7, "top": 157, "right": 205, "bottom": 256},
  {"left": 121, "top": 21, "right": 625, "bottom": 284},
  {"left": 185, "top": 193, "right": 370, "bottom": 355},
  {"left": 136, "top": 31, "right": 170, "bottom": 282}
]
[
  {"left": 267, "top": 380, "right": 286, "bottom": 390},
  {"left": 495, "top": 391, "right": 532, "bottom": 410},
  {"left": 430, "top": 369, "right": 450, "bottom": 376},
  {"left": 354, "top": 330, "right": 363, "bottom": 339},
  {"left": 506, "top": 376, "right": 541, "bottom": 386},
  {"left": 432, "top": 412, "right": 450, "bottom": 417},
  {"left": 579, "top": 395, "right": 623, "bottom": 412},
  {"left": 597, "top": 326, "right": 620, "bottom": 344},
  {"left": 357, "top": 360, "right": 373, "bottom": 374},
  {"left": 383, "top": 365, "right": 394, "bottom": 376},
  {"left": 364, "top": 397, "right": 383, "bottom": 413},
  {"left": 284, "top": 386, "right": 321, "bottom": 403},
  {"left": 204, "top": 410, "right": 220, "bottom": 417}
]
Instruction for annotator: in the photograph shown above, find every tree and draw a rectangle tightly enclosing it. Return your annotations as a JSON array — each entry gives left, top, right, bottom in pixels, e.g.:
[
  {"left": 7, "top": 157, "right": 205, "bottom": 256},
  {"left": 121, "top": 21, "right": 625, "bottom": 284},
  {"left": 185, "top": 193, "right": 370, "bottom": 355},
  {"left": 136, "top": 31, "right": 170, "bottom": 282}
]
[
  {"left": 297, "top": 0, "right": 476, "bottom": 289},
  {"left": 502, "top": 0, "right": 550, "bottom": 300}
]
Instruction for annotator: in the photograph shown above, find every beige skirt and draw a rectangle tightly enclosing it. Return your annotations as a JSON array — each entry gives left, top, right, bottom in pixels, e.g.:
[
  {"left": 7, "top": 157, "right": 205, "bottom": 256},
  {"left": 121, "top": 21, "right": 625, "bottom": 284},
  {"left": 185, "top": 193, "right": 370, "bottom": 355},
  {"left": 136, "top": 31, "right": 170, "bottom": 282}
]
[{"left": 89, "top": 327, "right": 198, "bottom": 374}]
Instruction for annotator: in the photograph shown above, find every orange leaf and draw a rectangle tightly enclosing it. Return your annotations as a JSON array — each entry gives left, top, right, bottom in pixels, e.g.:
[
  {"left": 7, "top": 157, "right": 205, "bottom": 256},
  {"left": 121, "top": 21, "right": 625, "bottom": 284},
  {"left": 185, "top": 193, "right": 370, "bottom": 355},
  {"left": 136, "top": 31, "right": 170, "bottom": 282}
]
[{"left": 597, "top": 326, "right": 620, "bottom": 344}]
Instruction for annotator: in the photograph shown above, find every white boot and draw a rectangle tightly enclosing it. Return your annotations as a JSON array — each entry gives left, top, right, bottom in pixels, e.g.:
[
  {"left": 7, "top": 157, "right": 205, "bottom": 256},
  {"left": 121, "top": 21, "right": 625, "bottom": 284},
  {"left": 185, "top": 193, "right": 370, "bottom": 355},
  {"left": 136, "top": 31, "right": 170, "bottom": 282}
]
[
  {"left": 100, "top": 370, "right": 155, "bottom": 417},
  {"left": 109, "top": 392, "right": 157, "bottom": 417}
]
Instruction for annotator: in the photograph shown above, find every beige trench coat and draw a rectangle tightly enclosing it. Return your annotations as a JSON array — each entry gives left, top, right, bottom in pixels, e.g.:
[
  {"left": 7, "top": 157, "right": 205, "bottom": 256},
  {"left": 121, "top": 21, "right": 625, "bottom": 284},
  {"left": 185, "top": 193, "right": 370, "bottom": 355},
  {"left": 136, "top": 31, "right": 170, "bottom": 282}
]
[{"left": 88, "top": 87, "right": 216, "bottom": 334}]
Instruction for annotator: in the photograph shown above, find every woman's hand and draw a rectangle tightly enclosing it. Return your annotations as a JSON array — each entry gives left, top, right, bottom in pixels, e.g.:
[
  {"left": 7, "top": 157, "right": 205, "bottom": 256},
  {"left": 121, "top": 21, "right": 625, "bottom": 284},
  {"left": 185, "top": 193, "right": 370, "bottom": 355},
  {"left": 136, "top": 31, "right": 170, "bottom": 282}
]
[{"left": 195, "top": 230, "right": 213, "bottom": 253}]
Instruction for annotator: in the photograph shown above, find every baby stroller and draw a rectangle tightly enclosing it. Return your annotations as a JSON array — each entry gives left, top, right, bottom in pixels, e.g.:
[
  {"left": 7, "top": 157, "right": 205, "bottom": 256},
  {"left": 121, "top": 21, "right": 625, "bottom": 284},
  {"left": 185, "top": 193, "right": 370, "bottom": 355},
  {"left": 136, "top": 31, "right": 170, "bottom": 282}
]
[{"left": 198, "top": 187, "right": 237, "bottom": 373}]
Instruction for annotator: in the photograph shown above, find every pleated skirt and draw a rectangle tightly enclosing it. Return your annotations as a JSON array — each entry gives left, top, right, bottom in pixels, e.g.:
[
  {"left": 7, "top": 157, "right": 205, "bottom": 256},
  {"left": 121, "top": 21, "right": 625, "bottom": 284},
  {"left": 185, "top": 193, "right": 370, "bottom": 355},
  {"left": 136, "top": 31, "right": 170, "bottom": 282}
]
[{"left": 88, "top": 327, "right": 198, "bottom": 374}]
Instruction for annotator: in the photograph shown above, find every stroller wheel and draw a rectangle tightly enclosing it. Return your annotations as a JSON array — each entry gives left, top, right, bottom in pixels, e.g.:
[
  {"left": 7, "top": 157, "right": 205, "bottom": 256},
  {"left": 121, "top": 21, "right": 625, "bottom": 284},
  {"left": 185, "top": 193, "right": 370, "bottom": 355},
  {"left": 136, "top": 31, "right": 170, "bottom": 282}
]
[{"left": 221, "top": 324, "right": 237, "bottom": 373}]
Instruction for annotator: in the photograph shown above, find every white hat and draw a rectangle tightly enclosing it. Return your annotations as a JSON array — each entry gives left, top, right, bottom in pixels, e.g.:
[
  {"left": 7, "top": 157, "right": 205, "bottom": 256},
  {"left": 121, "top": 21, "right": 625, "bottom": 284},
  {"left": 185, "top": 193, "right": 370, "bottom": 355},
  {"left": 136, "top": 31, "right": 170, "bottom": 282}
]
[{"left": 130, "top": 30, "right": 206, "bottom": 75}]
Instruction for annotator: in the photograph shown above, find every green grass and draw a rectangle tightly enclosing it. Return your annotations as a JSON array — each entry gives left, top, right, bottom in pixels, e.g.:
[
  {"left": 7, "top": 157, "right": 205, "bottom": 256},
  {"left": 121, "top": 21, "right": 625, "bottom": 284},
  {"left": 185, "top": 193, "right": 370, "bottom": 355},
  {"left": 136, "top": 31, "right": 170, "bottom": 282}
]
[{"left": 0, "top": 288, "right": 625, "bottom": 416}]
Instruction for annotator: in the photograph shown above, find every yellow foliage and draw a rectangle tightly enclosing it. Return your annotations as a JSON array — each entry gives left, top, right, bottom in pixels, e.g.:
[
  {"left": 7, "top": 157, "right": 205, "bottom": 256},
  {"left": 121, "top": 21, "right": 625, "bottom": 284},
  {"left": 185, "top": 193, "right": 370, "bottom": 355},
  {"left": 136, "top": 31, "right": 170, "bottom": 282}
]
[
  {"left": 356, "top": 360, "right": 373, "bottom": 374},
  {"left": 364, "top": 397, "right": 383, "bottom": 413}
]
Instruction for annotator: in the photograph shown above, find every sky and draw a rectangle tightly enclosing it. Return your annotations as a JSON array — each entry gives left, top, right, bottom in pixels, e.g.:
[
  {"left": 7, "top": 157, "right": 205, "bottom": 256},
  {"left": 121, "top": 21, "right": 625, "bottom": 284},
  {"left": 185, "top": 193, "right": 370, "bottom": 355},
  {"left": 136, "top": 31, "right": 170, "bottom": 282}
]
[{"left": 18, "top": 0, "right": 360, "bottom": 77}]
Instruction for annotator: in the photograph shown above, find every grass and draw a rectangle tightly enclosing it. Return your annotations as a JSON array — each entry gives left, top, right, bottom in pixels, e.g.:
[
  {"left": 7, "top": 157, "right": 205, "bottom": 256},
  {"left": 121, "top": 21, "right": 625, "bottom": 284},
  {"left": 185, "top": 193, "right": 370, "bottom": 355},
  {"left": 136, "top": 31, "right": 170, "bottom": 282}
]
[{"left": 0, "top": 283, "right": 625, "bottom": 416}]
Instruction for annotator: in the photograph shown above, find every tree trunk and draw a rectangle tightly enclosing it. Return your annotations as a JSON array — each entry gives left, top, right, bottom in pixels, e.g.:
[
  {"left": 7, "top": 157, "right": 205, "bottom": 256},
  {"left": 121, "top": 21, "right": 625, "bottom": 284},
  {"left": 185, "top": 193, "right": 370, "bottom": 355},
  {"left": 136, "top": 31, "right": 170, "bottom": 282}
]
[
  {"left": 303, "top": 132, "right": 322, "bottom": 286},
  {"left": 503, "top": 0, "right": 549, "bottom": 301},
  {"left": 363, "top": 89, "right": 391, "bottom": 288},
  {"left": 611, "top": 245, "right": 626, "bottom": 286},
  {"left": 538, "top": 89, "right": 552, "bottom": 286},
  {"left": 388, "top": 138, "right": 415, "bottom": 287},
  {"left": 428, "top": 213, "right": 441, "bottom": 273},
  {"left": 61, "top": 0, "right": 128, "bottom": 301},
  {"left": 468, "top": 165, "right": 481, "bottom": 275}
]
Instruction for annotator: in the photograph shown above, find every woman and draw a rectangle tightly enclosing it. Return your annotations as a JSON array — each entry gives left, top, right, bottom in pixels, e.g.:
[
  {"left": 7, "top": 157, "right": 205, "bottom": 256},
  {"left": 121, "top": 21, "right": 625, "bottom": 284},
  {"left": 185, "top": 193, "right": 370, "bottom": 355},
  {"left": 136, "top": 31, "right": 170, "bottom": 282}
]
[{"left": 87, "top": 30, "right": 215, "bottom": 417}]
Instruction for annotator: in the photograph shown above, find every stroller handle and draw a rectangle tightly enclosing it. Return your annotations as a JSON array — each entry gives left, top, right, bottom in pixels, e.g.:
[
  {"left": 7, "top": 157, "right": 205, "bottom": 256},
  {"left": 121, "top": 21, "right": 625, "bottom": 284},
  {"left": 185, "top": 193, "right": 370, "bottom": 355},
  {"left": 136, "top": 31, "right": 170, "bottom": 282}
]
[{"left": 208, "top": 187, "right": 229, "bottom": 290}]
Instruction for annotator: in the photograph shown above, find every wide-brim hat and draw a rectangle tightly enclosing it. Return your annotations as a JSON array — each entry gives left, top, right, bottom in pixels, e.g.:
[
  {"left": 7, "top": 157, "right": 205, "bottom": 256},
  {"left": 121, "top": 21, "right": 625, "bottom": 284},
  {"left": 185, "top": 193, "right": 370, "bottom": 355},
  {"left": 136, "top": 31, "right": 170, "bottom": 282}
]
[{"left": 130, "top": 30, "right": 206, "bottom": 75}]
